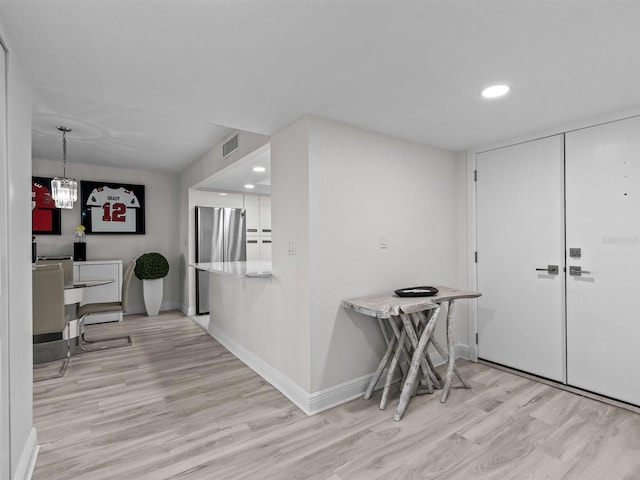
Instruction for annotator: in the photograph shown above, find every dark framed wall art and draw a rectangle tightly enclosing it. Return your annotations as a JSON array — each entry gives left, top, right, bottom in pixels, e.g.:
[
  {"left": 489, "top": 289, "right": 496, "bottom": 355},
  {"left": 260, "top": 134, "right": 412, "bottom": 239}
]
[
  {"left": 32, "top": 176, "right": 61, "bottom": 235},
  {"left": 80, "top": 181, "right": 145, "bottom": 234}
]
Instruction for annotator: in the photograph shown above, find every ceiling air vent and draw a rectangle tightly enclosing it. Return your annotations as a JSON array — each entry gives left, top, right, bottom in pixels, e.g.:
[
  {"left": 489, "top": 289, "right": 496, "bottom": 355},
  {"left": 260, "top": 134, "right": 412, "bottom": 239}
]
[{"left": 222, "top": 134, "right": 239, "bottom": 158}]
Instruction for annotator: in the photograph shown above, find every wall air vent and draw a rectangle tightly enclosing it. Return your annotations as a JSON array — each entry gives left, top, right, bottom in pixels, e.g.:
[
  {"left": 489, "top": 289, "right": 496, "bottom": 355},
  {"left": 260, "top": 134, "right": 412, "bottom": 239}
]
[{"left": 222, "top": 133, "right": 239, "bottom": 158}]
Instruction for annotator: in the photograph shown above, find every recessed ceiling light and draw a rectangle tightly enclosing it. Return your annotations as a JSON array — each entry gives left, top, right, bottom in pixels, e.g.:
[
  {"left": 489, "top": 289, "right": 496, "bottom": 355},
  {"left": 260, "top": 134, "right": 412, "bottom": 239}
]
[
  {"left": 253, "top": 166, "right": 266, "bottom": 173},
  {"left": 482, "top": 84, "right": 510, "bottom": 99},
  {"left": 244, "top": 184, "right": 255, "bottom": 189},
  {"left": 219, "top": 193, "right": 227, "bottom": 196}
]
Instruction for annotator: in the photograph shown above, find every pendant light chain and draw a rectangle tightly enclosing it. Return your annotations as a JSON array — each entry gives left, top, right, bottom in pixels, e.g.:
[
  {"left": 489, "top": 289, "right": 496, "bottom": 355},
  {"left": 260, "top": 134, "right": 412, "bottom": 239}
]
[
  {"left": 52, "top": 126, "right": 78, "bottom": 209},
  {"left": 62, "top": 130, "right": 68, "bottom": 178}
]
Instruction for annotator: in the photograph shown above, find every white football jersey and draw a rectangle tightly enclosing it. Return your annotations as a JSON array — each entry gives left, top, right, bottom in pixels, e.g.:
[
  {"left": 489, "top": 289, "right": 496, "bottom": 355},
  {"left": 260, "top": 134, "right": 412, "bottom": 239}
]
[{"left": 86, "top": 186, "right": 141, "bottom": 232}]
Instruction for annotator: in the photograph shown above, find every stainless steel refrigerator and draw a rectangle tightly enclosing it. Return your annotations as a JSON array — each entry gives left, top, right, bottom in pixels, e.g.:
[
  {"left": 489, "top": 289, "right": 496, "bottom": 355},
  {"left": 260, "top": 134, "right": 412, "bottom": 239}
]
[{"left": 195, "top": 206, "right": 246, "bottom": 315}]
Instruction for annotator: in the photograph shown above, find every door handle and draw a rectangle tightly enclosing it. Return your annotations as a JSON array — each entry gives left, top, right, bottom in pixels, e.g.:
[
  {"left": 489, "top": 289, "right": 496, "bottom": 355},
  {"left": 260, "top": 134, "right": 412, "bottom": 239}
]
[
  {"left": 569, "top": 266, "right": 591, "bottom": 276},
  {"left": 536, "top": 265, "right": 559, "bottom": 274}
]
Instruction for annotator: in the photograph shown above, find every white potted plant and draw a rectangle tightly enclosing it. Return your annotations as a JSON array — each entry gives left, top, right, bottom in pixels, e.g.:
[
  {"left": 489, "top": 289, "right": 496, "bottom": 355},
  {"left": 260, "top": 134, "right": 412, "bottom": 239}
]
[{"left": 134, "top": 252, "right": 169, "bottom": 316}]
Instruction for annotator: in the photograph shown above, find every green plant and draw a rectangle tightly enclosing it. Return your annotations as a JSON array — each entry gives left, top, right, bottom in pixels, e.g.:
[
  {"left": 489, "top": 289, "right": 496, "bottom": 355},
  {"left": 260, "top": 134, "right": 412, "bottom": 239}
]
[{"left": 135, "top": 252, "right": 169, "bottom": 280}]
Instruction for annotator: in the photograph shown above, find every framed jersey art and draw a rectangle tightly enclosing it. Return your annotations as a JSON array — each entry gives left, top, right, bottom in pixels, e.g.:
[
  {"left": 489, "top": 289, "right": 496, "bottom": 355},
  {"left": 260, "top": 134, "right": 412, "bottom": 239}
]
[
  {"left": 32, "top": 176, "right": 62, "bottom": 235},
  {"left": 80, "top": 181, "right": 145, "bottom": 234}
]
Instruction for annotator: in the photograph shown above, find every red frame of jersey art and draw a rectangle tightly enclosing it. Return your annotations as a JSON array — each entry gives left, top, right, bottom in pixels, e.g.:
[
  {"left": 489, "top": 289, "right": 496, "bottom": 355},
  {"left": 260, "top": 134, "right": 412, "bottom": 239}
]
[
  {"left": 80, "top": 181, "right": 145, "bottom": 234},
  {"left": 32, "top": 176, "right": 62, "bottom": 235}
]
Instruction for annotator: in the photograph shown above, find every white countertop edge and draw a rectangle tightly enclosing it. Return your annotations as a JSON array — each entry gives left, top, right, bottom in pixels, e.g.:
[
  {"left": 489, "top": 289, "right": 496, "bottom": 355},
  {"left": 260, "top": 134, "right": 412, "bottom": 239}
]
[{"left": 190, "top": 261, "right": 272, "bottom": 278}]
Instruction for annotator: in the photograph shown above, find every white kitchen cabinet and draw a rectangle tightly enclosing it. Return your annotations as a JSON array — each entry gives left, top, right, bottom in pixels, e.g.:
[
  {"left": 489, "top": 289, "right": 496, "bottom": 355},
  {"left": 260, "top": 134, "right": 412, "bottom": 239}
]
[
  {"left": 259, "top": 238, "right": 272, "bottom": 263},
  {"left": 244, "top": 194, "right": 261, "bottom": 235},
  {"left": 246, "top": 237, "right": 272, "bottom": 263},
  {"left": 244, "top": 194, "right": 271, "bottom": 236},
  {"left": 246, "top": 237, "right": 260, "bottom": 262},
  {"left": 73, "top": 259, "right": 122, "bottom": 324},
  {"left": 259, "top": 196, "right": 271, "bottom": 236},
  {"left": 244, "top": 194, "right": 272, "bottom": 262}
]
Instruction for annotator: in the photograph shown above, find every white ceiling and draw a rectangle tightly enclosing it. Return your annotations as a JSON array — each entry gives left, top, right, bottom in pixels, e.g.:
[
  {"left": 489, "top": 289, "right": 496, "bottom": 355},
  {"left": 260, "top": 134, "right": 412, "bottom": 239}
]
[
  {"left": 195, "top": 144, "right": 271, "bottom": 195},
  {"left": 2, "top": 1, "right": 640, "bottom": 184}
]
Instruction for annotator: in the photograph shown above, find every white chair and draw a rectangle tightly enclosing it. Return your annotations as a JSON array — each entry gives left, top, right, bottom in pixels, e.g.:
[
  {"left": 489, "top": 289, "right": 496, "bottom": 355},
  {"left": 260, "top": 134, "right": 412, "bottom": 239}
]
[
  {"left": 32, "top": 263, "right": 70, "bottom": 380},
  {"left": 76, "top": 261, "right": 135, "bottom": 351}
]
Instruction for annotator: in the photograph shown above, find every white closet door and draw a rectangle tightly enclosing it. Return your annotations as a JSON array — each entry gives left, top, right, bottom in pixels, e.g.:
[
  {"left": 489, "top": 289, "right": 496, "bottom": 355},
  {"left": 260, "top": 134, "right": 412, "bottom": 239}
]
[
  {"left": 477, "top": 135, "right": 566, "bottom": 381},
  {"left": 566, "top": 116, "right": 640, "bottom": 404}
]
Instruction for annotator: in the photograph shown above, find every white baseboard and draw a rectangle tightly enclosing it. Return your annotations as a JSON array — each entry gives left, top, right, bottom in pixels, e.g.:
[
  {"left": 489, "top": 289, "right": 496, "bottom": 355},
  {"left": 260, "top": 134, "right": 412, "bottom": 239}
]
[
  {"left": 308, "top": 342, "right": 469, "bottom": 414},
  {"left": 308, "top": 373, "right": 376, "bottom": 415},
  {"left": 203, "top": 319, "right": 471, "bottom": 417},
  {"left": 206, "top": 322, "right": 312, "bottom": 414},
  {"left": 456, "top": 343, "right": 470, "bottom": 361},
  {"left": 14, "top": 427, "right": 38, "bottom": 480},
  {"left": 125, "top": 301, "right": 182, "bottom": 316},
  {"left": 125, "top": 303, "right": 148, "bottom": 315},
  {"left": 161, "top": 301, "right": 182, "bottom": 313}
]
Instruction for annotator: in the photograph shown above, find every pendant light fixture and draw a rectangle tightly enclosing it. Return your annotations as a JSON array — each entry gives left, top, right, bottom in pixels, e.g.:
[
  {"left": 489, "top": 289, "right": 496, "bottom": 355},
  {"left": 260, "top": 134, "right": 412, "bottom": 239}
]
[{"left": 51, "top": 126, "right": 78, "bottom": 209}]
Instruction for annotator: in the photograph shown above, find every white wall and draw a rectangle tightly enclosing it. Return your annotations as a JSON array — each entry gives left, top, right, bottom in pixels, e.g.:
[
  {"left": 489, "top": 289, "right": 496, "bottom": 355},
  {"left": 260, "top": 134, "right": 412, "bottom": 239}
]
[
  {"left": 32, "top": 158, "right": 181, "bottom": 314},
  {"left": 306, "top": 116, "right": 462, "bottom": 391},
  {"left": 204, "top": 117, "right": 313, "bottom": 399},
  {"left": 8, "top": 61, "right": 34, "bottom": 480},
  {"left": 264, "top": 116, "right": 312, "bottom": 390},
  {"left": 199, "top": 115, "right": 468, "bottom": 412},
  {"left": 1, "top": 20, "right": 38, "bottom": 479},
  {"left": 0, "top": 40, "right": 8, "bottom": 480}
]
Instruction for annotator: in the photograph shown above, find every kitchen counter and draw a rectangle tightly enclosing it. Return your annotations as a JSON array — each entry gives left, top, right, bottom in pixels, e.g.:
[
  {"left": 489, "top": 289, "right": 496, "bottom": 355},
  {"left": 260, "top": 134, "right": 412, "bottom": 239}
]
[{"left": 191, "top": 261, "right": 272, "bottom": 278}]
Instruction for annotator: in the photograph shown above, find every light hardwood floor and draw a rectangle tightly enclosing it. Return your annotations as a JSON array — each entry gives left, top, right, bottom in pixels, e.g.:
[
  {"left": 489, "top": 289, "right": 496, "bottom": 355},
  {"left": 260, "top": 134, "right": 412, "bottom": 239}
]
[{"left": 33, "top": 311, "right": 640, "bottom": 479}]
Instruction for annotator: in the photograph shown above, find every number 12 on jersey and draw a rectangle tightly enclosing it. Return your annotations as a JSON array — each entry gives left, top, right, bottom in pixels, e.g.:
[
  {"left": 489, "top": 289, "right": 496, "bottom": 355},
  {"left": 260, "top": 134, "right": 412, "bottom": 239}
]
[{"left": 102, "top": 202, "right": 126, "bottom": 222}]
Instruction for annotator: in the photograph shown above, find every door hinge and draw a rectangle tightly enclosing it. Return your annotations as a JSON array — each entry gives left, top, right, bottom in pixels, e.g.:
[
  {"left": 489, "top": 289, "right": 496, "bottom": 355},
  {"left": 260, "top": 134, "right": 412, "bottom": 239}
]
[
  {"left": 474, "top": 169, "right": 477, "bottom": 182},
  {"left": 474, "top": 251, "right": 478, "bottom": 263},
  {"left": 475, "top": 333, "right": 479, "bottom": 345}
]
